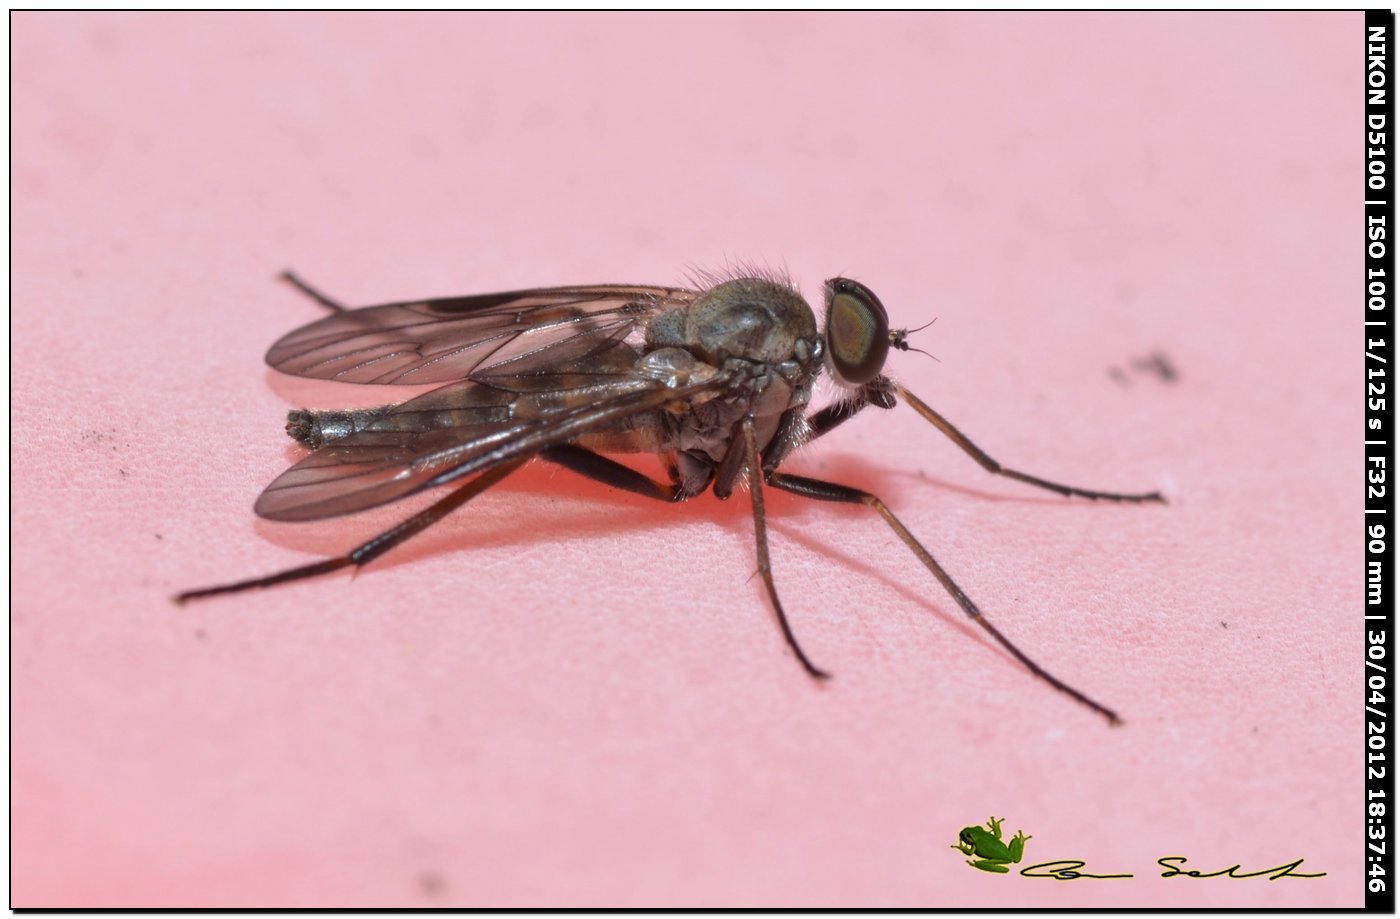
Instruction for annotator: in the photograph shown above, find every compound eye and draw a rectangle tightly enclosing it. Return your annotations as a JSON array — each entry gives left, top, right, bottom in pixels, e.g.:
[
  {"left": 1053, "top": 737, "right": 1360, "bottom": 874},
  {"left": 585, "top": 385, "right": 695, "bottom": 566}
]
[{"left": 824, "top": 277, "right": 890, "bottom": 386}]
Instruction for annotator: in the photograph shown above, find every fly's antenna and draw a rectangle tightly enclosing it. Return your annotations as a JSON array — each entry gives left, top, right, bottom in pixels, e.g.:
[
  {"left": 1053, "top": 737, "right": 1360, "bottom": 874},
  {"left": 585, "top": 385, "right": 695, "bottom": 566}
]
[{"left": 889, "top": 318, "right": 940, "bottom": 362}]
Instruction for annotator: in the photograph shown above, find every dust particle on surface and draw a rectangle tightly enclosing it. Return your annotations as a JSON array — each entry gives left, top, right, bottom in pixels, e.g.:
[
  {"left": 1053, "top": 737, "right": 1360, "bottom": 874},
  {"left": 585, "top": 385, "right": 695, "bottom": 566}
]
[
  {"left": 418, "top": 871, "right": 445, "bottom": 898},
  {"left": 1109, "top": 350, "right": 1179, "bottom": 386},
  {"left": 1134, "top": 350, "right": 1179, "bottom": 382}
]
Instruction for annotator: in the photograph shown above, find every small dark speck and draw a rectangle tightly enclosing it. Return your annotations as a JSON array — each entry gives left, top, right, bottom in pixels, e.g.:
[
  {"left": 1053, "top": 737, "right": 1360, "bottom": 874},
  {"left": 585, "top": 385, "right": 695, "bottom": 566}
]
[
  {"left": 1251, "top": 726, "right": 1259, "bottom": 734},
  {"left": 1112, "top": 350, "right": 1179, "bottom": 387},
  {"left": 1133, "top": 350, "right": 1179, "bottom": 383},
  {"left": 418, "top": 871, "right": 446, "bottom": 898},
  {"left": 1220, "top": 621, "right": 1228, "bottom": 629},
  {"left": 119, "top": 468, "right": 128, "bottom": 478},
  {"left": 195, "top": 628, "right": 207, "bottom": 641},
  {"left": 154, "top": 533, "right": 163, "bottom": 540}
]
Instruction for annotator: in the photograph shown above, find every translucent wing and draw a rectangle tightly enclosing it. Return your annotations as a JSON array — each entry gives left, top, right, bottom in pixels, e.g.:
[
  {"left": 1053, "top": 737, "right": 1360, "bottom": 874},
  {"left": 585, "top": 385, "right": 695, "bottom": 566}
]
[
  {"left": 265, "top": 284, "right": 698, "bottom": 386},
  {"left": 255, "top": 344, "right": 732, "bottom": 522}
]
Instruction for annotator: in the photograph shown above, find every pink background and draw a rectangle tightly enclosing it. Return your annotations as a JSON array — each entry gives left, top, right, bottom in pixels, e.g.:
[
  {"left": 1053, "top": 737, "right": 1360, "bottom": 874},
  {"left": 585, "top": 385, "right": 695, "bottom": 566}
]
[{"left": 12, "top": 12, "right": 1363, "bottom": 907}]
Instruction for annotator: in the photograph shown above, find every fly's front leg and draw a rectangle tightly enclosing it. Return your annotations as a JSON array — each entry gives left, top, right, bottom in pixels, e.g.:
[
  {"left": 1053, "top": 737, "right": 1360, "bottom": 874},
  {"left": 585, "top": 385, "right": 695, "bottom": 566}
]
[
  {"left": 893, "top": 384, "right": 1164, "bottom": 503},
  {"left": 174, "top": 458, "right": 528, "bottom": 604},
  {"left": 761, "top": 378, "right": 897, "bottom": 475},
  {"left": 765, "top": 469, "right": 1120, "bottom": 724}
]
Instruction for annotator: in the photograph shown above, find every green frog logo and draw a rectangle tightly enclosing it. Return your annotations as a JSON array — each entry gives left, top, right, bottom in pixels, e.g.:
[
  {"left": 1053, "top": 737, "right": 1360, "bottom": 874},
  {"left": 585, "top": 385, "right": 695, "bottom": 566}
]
[{"left": 951, "top": 816, "right": 1031, "bottom": 874}]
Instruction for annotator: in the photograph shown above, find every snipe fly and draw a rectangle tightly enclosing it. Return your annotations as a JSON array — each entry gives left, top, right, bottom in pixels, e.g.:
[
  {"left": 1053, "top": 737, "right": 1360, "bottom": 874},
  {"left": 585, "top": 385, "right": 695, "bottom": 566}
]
[{"left": 177, "top": 269, "right": 1164, "bottom": 724}]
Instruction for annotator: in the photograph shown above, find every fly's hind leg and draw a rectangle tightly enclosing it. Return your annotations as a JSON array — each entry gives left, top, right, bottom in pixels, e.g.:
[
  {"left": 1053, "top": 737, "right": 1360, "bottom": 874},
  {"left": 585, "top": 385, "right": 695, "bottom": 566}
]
[
  {"left": 279, "top": 270, "right": 348, "bottom": 312},
  {"left": 539, "top": 445, "right": 682, "bottom": 502},
  {"left": 174, "top": 458, "right": 528, "bottom": 604}
]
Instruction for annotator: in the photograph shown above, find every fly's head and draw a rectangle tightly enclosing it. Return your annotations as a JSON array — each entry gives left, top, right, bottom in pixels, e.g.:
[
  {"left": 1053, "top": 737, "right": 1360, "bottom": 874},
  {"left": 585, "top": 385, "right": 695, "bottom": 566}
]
[{"left": 823, "top": 277, "right": 893, "bottom": 389}]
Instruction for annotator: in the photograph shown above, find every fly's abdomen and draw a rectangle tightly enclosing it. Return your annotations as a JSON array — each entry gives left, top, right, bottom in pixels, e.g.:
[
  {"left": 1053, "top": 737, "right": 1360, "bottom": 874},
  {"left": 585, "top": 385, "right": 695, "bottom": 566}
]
[
  {"left": 572, "top": 409, "right": 669, "bottom": 454},
  {"left": 285, "top": 407, "right": 388, "bottom": 448}
]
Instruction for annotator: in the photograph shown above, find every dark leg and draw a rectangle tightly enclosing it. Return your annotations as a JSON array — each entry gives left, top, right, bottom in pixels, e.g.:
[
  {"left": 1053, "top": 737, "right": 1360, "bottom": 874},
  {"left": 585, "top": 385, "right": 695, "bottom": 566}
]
[
  {"left": 539, "top": 445, "right": 680, "bottom": 502},
  {"left": 174, "top": 458, "right": 527, "bottom": 604},
  {"left": 742, "top": 418, "right": 831, "bottom": 681},
  {"left": 548, "top": 440, "right": 828, "bottom": 678},
  {"left": 279, "top": 270, "right": 348, "bottom": 313},
  {"left": 767, "top": 470, "right": 1120, "bottom": 724},
  {"left": 711, "top": 426, "right": 749, "bottom": 500},
  {"left": 761, "top": 378, "right": 897, "bottom": 473},
  {"left": 894, "top": 384, "right": 1165, "bottom": 503}
]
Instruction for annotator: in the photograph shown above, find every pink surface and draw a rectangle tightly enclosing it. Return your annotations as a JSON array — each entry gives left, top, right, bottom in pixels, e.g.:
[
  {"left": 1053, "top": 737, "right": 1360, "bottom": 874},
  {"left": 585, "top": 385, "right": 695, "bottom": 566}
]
[{"left": 12, "top": 12, "right": 1362, "bottom": 907}]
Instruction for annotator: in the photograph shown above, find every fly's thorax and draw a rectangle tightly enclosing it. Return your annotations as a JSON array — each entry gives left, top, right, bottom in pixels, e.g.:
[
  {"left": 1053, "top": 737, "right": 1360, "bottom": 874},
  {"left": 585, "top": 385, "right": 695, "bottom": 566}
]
[
  {"left": 641, "top": 279, "right": 821, "bottom": 483},
  {"left": 637, "top": 347, "right": 720, "bottom": 389},
  {"left": 659, "top": 356, "right": 805, "bottom": 472},
  {"left": 646, "top": 278, "right": 821, "bottom": 371}
]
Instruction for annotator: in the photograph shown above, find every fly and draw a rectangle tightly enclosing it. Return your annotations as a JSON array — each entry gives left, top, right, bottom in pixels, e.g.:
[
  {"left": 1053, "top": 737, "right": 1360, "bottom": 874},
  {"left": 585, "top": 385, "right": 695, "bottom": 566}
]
[{"left": 176, "top": 269, "right": 1165, "bottom": 724}]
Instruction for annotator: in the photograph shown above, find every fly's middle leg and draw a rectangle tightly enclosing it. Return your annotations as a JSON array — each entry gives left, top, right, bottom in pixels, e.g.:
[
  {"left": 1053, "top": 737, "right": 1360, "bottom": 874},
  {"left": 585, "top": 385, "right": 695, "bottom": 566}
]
[
  {"left": 765, "top": 470, "right": 1120, "bottom": 725},
  {"left": 545, "top": 440, "right": 831, "bottom": 679},
  {"left": 741, "top": 417, "right": 832, "bottom": 681}
]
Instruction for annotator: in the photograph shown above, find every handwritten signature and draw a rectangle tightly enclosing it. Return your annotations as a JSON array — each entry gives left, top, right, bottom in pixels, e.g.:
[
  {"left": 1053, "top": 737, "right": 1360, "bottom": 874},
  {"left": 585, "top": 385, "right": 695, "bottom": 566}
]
[{"left": 1016, "top": 857, "right": 1326, "bottom": 881}]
